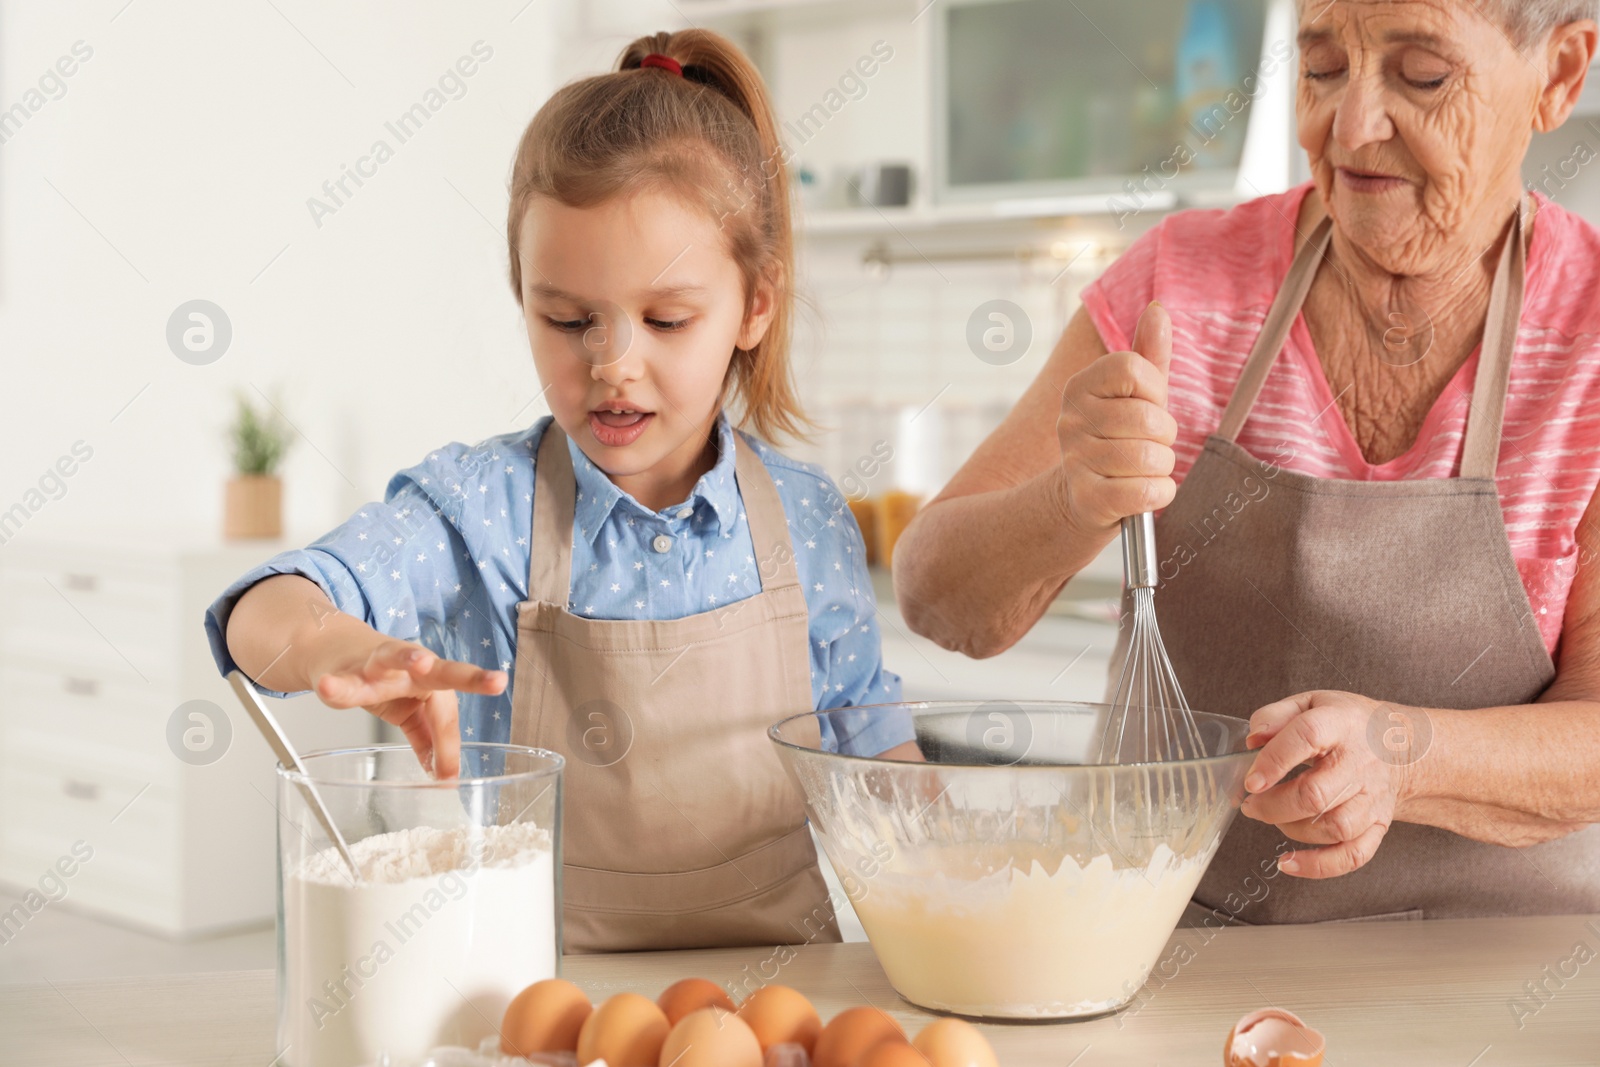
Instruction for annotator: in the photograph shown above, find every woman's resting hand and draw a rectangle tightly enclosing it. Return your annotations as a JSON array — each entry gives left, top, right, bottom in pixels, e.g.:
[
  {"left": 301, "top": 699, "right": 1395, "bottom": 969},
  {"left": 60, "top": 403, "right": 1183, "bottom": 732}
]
[{"left": 1237, "top": 689, "right": 1413, "bottom": 879}]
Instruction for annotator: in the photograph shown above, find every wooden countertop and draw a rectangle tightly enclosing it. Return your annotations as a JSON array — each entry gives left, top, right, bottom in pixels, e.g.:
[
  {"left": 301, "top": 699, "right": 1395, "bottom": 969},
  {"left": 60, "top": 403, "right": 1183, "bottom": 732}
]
[{"left": 4, "top": 915, "right": 1598, "bottom": 1065}]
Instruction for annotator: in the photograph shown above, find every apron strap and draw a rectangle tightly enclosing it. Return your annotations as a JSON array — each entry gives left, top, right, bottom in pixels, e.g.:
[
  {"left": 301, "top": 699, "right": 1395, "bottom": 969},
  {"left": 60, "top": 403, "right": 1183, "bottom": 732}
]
[
  {"left": 527, "top": 422, "right": 801, "bottom": 606},
  {"left": 1458, "top": 200, "right": 1527, "bottom": 480},
  {"left": 529, "top": 425, "right": 578, "bottom": 607},
  {"left": 730, "top": 430, "right": 802, "bottom": 592},
  {"left": 1215, "top": 217, "right": 1332, "bottom": 443},
  {"left": 1215, "top": 201, "right": 1526, "bottom": 482}
]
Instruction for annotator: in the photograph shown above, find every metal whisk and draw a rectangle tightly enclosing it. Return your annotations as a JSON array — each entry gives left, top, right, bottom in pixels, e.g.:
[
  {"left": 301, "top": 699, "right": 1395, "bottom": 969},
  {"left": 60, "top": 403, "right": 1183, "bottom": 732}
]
[{"left": 1098, "top": 511, "right": 1205, "bottom": 765}]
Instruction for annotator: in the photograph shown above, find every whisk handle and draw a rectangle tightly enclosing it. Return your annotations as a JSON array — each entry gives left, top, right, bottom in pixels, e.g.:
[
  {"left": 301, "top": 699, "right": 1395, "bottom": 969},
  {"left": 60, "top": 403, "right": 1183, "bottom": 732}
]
[{"left": 1120, "top": 511, "right": 1160, "bottom": 589}]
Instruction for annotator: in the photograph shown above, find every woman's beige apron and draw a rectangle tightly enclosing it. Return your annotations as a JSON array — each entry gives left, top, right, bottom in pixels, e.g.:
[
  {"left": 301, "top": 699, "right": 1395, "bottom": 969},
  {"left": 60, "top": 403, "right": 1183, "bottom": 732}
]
[
  {"left": 1114, "top": 200, "right": 1600, "bottom": 922},
  {"left": 510, "top": 425, "right": 840, "bottom": 952}
]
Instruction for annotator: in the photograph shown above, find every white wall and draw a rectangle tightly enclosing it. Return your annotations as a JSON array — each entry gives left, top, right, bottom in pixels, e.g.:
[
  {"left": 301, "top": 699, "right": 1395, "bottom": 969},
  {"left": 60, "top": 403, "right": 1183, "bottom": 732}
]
[
  {"left": 0, "top": 0, "right": 1071, "bottom": 546},
  {"left": 2, "top": 0, "right": 1375, "bottom": 545},
  {"left": 0, "top": 0, "right": 565, "bottom": 545}
]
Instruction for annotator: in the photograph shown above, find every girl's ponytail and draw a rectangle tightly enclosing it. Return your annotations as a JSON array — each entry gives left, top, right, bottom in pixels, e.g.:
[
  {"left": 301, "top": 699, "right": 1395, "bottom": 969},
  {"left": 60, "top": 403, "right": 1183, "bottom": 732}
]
[{"left": 509, "top": 29, "right": 807, "bottom": 443}]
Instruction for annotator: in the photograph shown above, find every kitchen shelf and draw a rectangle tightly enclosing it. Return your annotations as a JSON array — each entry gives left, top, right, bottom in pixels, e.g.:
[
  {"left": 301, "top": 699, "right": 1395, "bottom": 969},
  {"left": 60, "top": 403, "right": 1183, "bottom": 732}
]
[
  {"left": 797, "top": 194, "right": 1180, "bottom": 237},
  {"left": 680, "top": 0, "right": 921, "bottom": 30},
  {"left": 793, "top": 185, "right": 1263, "bottom": 241}
]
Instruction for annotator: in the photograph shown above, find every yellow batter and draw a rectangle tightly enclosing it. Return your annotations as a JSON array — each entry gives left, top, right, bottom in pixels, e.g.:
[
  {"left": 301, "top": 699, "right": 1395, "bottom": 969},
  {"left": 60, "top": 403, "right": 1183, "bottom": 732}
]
[{"left": 838, "top": 839, "right": 1207, "bottom": 1019}]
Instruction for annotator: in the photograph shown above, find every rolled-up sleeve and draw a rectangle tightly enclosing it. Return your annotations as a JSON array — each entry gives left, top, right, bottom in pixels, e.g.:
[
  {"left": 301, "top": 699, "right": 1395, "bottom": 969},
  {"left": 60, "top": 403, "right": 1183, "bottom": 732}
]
[{"left": 204, "top": 457, "right": 473, "bottom": 698}]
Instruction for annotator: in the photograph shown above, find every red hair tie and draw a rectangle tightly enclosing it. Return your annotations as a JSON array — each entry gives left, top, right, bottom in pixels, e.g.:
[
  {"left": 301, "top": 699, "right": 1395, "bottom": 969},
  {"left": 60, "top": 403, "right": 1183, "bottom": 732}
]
[{"left": 640, "top": 53, "right": 682, "bottom": 76}]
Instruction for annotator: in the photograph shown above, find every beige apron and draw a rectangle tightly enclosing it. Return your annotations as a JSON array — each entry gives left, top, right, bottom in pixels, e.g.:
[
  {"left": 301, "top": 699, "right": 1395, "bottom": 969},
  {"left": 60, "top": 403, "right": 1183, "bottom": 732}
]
[
  {"left": 510, "top": 425, "right": 840, "bottom": 952},
  {"left": 1113, "top": 199, "right": 1600, "bottom": 922}
]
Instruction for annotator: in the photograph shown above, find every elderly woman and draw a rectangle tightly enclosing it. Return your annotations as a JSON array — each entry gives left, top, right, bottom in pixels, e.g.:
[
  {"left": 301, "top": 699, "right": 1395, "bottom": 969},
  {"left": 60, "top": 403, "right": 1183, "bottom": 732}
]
[{"left": 894, "top": 0, "right": 1600, "bottom": 922}]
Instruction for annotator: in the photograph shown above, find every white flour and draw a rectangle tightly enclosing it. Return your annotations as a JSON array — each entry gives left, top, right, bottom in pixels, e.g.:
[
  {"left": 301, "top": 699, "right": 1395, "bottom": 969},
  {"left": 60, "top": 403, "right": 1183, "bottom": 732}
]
[{"left": 284, "top": 823, "right": 557, "bottom": 1067}]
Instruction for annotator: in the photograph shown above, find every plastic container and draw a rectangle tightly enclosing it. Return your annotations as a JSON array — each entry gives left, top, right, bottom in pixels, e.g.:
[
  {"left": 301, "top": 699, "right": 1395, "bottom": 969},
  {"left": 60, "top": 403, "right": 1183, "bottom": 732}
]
[
  {"left": 770, "top": 701, "right": 1253, "bottom": 1020},
  {"left": 276, "top": 743, "right": 563, "bottom": 1067}
]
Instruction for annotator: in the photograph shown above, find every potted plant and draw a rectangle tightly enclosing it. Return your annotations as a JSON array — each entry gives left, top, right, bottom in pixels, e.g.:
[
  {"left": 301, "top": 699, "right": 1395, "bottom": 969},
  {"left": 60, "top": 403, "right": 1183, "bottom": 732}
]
[{"left": 224, "top": 390, "right": 294, "bottom": 540}]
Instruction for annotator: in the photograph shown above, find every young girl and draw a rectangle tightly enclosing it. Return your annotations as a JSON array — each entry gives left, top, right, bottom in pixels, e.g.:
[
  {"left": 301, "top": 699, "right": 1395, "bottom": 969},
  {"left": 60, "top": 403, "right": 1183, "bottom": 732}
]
[{"left": 206, "top": 29, "right": 914, "bottom": 953}]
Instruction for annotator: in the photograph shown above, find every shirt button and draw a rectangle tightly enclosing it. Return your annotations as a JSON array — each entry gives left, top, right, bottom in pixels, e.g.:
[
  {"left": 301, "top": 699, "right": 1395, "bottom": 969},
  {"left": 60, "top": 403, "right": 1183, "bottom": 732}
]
[
  {"left": 652, "top": 534, "right": 672, "bottom": 553},
  {"left": 675, "top": 507, "right": 693, "bottom": 520}
]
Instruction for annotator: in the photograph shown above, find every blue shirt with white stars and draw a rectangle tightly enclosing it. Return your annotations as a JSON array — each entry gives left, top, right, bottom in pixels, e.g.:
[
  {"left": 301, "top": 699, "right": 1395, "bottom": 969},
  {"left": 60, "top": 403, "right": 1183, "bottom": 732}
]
[{"left": 203, "top": 413, "right": 910, "bottom": 757}]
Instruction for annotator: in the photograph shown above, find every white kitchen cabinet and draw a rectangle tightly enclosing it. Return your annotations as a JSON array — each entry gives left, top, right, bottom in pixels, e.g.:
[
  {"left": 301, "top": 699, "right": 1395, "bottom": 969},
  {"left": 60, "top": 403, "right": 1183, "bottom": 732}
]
[
  {"left": 868, "top": 551, "right": 1122, "bottom": 705},
  {"left": 878, "top": 599, "right": 1119, "bottom": 705},
  {"left": 0, "top": 535, "right": 373, "bottom": 937}
]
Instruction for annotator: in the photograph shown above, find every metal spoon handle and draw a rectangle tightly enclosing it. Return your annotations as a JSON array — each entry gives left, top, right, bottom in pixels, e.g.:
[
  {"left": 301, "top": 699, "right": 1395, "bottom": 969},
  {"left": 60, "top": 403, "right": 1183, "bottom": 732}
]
[{"left": 227, "top": 670, "right": 361, "bottom": 882}]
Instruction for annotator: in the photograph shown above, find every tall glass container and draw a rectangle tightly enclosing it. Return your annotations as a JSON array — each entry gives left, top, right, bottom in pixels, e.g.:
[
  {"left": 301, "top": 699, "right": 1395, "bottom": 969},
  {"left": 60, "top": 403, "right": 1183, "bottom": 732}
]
[{"left": 275, "top": 743, "right": 562, "bottom": 1067}]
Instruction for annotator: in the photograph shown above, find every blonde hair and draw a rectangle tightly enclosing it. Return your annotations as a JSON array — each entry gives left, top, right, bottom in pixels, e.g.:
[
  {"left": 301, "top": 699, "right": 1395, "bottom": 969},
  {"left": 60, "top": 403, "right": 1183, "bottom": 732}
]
[{"left": 506, "top": 29, "right": 809, "bottom": 443}]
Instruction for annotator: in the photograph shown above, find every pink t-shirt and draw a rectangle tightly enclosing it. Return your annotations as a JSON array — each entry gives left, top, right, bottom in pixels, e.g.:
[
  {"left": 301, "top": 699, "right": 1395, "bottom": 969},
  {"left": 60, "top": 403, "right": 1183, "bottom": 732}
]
[{"left": 1081, "top": 182, "right": 1600, "bottom": 656}]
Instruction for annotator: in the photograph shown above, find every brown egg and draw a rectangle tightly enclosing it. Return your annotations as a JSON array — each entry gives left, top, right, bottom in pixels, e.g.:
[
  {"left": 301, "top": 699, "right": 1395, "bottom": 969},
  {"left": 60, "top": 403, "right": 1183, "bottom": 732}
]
[
  {"left": 857, "top": 1041, "right": 932, "bottom": 1067},
  {"left": 1224, "top": 1008, "right": 1326, "bottom": 1067},
  {"left": 577, "top": 992, "right": 672, "bottom": 1067},
  {"left": 812, "top": 1007, "right": 907, "bottom": 1067},
  {"left": 912, "top": 1019, "right": 998, "bottom": 1067},
  {"left": 500, "top": 977, "right": 593, "bottom": 1056},
  {"left": 658, "top": 977, "right": 738, "bottom": 1026},
  {"left": 659, "top": 1007, "right": 764, "bottom": 1067},
  {"left": 736, "top": 985, "right": 823, "bottom": 1053},
  {"left": 764, "top": 1044, "right": 811, "bottom": 1067}
]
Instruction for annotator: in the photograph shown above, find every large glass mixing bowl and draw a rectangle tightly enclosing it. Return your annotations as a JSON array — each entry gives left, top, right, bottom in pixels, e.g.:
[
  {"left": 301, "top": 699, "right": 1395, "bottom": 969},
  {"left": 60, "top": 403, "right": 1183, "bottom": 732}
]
[{"left": 770, "top": 701, "right": 1255, "bottom": 1020}]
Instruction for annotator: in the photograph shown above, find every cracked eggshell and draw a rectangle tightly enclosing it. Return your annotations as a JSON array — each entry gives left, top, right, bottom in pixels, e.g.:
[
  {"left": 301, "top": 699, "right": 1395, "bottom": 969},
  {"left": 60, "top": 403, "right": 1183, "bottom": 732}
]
[{"left": 1224, "top": 1008, "right": 1326, "bottom": 1067}]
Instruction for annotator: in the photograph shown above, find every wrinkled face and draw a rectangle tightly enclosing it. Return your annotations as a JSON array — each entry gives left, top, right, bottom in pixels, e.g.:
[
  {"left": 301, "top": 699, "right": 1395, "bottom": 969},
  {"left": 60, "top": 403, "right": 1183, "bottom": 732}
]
[
  {"left": 518, "top": 188, "right": 772, "bottom": 499},
  {"left": 1296, "top": 0, "right": 1543, "bottom": 273}
]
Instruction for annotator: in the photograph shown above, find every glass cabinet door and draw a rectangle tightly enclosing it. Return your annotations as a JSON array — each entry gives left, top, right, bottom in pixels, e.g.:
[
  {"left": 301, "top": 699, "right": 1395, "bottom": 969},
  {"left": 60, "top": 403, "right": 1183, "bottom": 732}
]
[{"left": 937, "top": 0, "right": 1274, "bottom": 201}]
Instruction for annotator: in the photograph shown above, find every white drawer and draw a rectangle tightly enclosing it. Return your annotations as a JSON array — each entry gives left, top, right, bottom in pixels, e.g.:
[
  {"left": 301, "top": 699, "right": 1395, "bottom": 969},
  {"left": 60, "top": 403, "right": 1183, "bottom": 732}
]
[
  {"left": 0, "top": 746, "right": 178, "bottom": 919},
  {"left": 0, "top": 550, "right": 177, "bottom": 606},
  {"left": 0, "top": 822, "right": 178, "bottom": 932},
  {"left": 0, "top": 568, "right": 176, "bottom": 685},
  {"left": 0, "top": 661, "right": 174, "bottom": 775}
]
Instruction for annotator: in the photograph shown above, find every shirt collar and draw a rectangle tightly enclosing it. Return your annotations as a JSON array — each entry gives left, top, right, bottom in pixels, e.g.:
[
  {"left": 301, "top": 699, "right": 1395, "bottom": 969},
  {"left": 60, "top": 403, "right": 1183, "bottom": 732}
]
[{"left": 568, "top": 413, "right": 742, "bottom": 542}]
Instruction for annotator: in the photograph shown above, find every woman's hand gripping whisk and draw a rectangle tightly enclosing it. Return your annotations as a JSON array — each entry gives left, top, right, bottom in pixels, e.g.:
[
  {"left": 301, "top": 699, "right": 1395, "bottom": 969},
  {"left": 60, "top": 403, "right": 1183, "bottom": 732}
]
[{"left": 1089, "top": 303, "right": 1204, "bottom": 767}]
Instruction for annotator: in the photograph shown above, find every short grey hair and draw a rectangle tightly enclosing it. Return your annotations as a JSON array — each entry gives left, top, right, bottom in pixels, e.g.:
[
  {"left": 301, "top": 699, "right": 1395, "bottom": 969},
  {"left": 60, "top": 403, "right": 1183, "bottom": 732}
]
[{"left": 1474, "top": 0, "right": 1598, "bottom": 47}]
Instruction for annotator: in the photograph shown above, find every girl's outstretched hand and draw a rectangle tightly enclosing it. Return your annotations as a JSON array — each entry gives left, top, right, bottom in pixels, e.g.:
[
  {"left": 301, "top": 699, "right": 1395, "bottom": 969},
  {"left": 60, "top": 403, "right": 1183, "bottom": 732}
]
[{"left": 313, "top": 639, "right": 507, "bottom": 779}]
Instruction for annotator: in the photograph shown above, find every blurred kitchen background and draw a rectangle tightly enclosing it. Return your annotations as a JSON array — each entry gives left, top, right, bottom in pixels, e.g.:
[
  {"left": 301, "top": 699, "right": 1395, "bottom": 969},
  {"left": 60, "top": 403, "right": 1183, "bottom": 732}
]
[{"left": 4, "top": 0, "right": 1600, "bottom": 984}]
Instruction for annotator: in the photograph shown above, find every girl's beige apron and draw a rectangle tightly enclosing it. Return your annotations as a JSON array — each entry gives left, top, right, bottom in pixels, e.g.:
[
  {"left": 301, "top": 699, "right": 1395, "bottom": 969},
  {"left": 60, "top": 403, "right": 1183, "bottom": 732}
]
[
  {"left": 1112, "top": 200, "right": 1600, "bottom": 922},
  {"left": 511, "top": 425, "right": 839, "bottom": 952}
]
